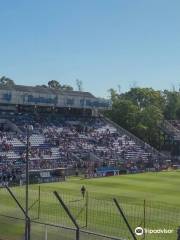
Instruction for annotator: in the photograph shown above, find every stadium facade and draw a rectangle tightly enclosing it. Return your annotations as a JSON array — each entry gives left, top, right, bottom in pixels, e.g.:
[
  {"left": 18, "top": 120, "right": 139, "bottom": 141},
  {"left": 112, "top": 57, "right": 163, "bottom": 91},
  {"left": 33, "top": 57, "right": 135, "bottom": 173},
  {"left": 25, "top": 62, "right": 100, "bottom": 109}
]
[
  {"left": 0, "top": 84, "right": 170, "bottom": 186},
  {"left": 0, "top": 85, "right": 111, "bottom": 113}
]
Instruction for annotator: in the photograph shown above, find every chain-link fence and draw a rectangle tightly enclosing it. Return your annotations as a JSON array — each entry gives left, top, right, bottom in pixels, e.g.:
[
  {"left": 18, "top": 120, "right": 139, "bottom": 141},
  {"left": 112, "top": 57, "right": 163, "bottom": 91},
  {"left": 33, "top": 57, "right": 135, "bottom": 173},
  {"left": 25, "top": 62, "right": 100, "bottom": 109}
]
[{"left": 0, "top": 186, "right": 179, "bottom": 240}]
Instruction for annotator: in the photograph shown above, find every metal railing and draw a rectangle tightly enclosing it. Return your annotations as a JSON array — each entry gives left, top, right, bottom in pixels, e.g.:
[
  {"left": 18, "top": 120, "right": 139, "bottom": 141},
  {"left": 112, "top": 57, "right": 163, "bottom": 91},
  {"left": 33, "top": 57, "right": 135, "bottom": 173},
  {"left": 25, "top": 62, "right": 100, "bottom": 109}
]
[{"left": 0, "top": 186, "right": 179, "bottom": 240}]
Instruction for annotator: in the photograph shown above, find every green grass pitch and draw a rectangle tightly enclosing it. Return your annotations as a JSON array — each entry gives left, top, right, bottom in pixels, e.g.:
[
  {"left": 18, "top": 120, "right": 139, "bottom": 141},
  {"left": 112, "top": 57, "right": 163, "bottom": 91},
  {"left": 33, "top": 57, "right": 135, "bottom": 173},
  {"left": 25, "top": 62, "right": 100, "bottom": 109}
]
[{"left": 0, "top": 170, "right": 179, "bottom": 240}]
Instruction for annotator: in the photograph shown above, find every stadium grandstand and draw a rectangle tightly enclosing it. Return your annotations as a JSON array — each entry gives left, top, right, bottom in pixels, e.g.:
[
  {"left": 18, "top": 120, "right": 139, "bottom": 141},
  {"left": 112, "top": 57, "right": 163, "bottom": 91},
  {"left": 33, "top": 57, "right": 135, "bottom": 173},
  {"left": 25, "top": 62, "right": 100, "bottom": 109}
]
[{"left": 0, "top": 84, "right": 169, "bottom": 186}]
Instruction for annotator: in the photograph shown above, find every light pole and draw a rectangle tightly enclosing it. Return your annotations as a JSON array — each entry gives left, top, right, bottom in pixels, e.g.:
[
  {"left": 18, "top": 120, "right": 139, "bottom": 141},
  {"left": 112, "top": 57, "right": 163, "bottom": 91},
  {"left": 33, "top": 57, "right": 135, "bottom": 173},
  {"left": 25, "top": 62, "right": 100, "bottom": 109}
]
[{"left": 25, "top": 125, "right": 33, "bottom": 240}]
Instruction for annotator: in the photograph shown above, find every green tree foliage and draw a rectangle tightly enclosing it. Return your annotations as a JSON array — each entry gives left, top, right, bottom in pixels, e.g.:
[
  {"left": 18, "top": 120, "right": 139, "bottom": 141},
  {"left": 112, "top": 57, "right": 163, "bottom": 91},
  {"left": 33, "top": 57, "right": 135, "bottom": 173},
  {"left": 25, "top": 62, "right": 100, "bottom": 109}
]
[
  {"left": 0, "top": 76, "right": 15, "bottom": 87},
  {"left": 106, "top": 98, "right": 139, "bottom": 131},
  {"left": 163, "top": 90, "right": 180, "bottom": 120},
  {"left": 105, "top": 87, "right": 166, "bottom": 148},
  {"left": 137, "top": 105, "right": 163, "bottom": 146},
  {"left": 36, "top": 84, "right": 48, "bottom": 88},
  {"left": 47, "top": 80, "right": 74, "bottom": 91},
  {"left": 122, "top": 87, "right": 165, "bottom": 110},
  {"left": 48, "top": 80, "right": 61, "bottom": 89},
  {"left": 61, "top": 84, "right": 73, "bottom": 91},
  {"left": 0, "top": 76, "right": 74, "bottom": 91}
]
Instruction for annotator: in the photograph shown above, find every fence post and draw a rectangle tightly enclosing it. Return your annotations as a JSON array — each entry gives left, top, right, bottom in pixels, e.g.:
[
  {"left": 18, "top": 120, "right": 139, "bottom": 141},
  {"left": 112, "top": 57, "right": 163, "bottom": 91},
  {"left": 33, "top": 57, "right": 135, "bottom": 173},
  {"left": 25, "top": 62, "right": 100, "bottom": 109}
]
[
  {"left": 113, "top": 198, "right": 137, "bottom": 240},
  {"left": 38, "top": 185, "right": 41, "bottom": 219},
  {"left": 5, "top": 185, "right": 31, "bottom": 240},
  {"left": 45, "top": 224, "right": 48, "bottom": 240},
  {"left": 85, "top": 191, "right": 89, "bottom": 228},
  {"left": 27, "top": 218, "right": 31, "bottom": 240},
  {"left": 53, "top": 191, "right": 80, "bottom": 240},
  {"left": 143, "top": 199, "right": 146, "bottom": 240}
]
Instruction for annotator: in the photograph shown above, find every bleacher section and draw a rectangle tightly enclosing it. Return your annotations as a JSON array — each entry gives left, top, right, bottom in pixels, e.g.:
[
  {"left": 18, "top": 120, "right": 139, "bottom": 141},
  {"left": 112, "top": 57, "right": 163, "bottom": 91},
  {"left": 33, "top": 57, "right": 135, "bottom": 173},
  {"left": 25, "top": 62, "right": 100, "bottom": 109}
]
[
  {"left": 169, "top": 120, "right": 180, "bottom": 131},
  {"left": 159, "top": 120, "right": 180, "bottom": 140},
  {"left": 0, "top": 112, "right": 168, "bottom": 184}
]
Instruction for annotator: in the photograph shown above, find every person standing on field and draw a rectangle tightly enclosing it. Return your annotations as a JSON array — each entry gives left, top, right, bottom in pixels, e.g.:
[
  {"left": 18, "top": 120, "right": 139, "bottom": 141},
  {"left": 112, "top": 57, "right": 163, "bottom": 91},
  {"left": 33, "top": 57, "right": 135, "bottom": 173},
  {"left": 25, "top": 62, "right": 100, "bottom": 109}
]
[{"left": 81, "top": 185, "right": 86, "bottom": 198}]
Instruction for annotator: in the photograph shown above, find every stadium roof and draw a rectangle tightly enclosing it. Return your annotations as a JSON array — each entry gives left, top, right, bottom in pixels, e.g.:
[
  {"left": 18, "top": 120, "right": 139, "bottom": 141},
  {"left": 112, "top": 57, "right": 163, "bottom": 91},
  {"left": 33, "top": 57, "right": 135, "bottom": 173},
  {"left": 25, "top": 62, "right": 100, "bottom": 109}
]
[{"left": 0, "top": 84, "right": 95, "bottom": 98}]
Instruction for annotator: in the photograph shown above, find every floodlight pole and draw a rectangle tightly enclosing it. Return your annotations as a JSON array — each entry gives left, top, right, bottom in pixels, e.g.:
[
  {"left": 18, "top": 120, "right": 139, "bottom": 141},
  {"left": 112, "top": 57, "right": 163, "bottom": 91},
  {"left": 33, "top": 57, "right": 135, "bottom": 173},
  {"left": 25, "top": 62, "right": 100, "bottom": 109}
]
[{"left": 25, "top": 125, "right": 33, "bottom": 240}]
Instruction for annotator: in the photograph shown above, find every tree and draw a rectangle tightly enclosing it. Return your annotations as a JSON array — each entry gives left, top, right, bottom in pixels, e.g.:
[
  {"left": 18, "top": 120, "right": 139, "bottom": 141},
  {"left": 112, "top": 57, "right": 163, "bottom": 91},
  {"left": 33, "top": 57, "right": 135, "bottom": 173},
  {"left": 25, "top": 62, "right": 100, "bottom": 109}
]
[
  {"left": 105, "top": 87, "right": 165, "bottom": 148},
  {"left": 137, "top": 105, "right": 163, "bottom": 147},
  {"left": 123, "top": 87, "right": 165, "bottom": 110},
  {"left": 105, "top": 97, "right": 139, "bottom": 131},
  {"left": 117, "top": 84, "right": 121, "bottom": 94},
  {"left": 0, "top": 76, "right": 15, "bottom": 87},
  {"left": 163, "top": 90, "right": 180, "bottom": 120},
  {"left": 36, "top": 84, "right": 48, "bottom": 88},
  {"left": 61, "top": 85, "right": 73, "bottom": 91},
  {"left": 47, "top": 80, "right": 74, "bottom": 91},
  {"left": 48, "top": 80, "right": 61, "bottom": 89},
  {"left": 108, "top": 88, "right": 120, "bottom": 102}
]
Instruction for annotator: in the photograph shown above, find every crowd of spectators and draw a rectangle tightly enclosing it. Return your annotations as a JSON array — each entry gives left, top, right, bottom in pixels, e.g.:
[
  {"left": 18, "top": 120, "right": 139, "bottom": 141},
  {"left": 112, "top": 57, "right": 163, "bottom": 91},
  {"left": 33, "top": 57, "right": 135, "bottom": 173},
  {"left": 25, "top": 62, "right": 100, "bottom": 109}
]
[{"left": 0, "top": 111, "right": 165, "bottom": 185}]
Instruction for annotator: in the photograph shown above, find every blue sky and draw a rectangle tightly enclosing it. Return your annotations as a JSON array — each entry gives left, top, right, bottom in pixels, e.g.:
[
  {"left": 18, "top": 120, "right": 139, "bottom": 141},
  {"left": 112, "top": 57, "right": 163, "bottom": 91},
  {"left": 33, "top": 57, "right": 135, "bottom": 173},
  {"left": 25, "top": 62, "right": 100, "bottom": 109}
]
[{"left": 0, "top": 0, "right": 180, "bottom": 98}]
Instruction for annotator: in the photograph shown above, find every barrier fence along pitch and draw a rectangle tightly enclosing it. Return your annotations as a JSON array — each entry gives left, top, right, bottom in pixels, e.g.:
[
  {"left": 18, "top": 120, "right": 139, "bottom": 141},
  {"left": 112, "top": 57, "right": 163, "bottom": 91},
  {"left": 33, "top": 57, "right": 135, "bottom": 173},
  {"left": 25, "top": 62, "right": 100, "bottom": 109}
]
[
  {"left": 53, "top": 191, "right": 80, "bottom": 240},
  {"left": 113, "top": 198, "right": 137, "bottom": 240},
  {"left": 0, "top": 186, "right": 180, "bottom": 240},
  {"left": 5, "top": 186, "right": 31, "bottom": 240}
]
